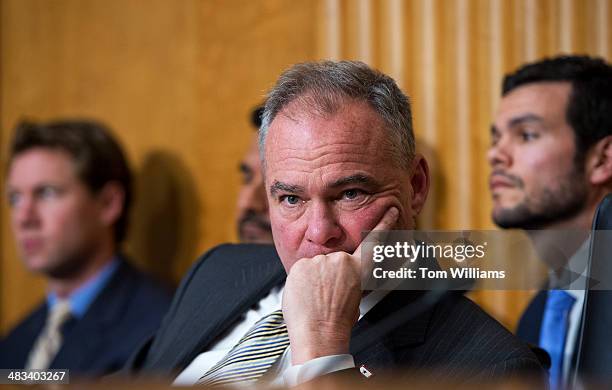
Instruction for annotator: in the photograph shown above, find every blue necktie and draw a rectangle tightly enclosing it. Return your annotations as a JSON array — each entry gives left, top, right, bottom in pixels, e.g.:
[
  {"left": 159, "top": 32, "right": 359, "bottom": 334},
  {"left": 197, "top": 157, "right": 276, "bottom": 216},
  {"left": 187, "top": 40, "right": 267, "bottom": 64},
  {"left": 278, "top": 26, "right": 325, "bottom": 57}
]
[{"left": 539, "top": 290, "right": 576, "bottom": 388}]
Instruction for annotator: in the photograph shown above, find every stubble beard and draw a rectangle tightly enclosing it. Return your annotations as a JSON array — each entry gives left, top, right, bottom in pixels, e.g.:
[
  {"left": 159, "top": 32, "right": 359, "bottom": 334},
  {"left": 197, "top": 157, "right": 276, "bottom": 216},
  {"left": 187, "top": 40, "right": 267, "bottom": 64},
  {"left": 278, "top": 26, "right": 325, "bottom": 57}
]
[{"left": 493, "top": 166, "right": 588, "bottom": 230}]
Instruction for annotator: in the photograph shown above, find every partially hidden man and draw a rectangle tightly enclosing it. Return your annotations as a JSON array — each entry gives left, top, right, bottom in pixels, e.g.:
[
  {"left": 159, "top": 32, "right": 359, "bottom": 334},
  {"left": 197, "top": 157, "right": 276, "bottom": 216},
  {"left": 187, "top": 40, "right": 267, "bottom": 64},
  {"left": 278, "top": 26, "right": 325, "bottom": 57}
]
[
  {"left": 235, "top": 105, "right": 273, "bottom": 244},
  {"left": 1, "top": 120, "right": 172, "bottom": 376},
  {"left": 128, "top": 61, "right": 543, "bottom": 386}
]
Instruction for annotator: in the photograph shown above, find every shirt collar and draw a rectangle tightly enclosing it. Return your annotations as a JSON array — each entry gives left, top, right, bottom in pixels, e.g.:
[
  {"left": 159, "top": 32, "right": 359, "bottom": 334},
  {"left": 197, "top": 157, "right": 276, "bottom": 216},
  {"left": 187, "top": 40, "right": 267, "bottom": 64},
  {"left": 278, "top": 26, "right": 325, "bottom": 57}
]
[
  {"left": 359, "top": 289, "right": 391, "bottom": 319},
  {"left": 47, "top": 257, "right": 120, "bottom": 318},
  {"left": 548, "top": 240, "right": 590, "bottom": 290}
]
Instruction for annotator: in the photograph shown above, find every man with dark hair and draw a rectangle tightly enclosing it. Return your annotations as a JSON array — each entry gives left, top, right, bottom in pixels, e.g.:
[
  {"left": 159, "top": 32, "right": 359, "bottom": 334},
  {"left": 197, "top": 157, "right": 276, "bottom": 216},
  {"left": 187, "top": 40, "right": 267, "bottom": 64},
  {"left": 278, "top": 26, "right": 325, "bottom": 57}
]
[
  {"left": 489, "top": 55, "right": 612, "bottom": 387},
  {"left": 235, "top": 106, "right": 273, "bottom": 243},
  {"left": 129, "top": 61, "right": 542, "bottom": 386},
  {"left": 0, "top": 119, "right": 172, "bottom": 376}
]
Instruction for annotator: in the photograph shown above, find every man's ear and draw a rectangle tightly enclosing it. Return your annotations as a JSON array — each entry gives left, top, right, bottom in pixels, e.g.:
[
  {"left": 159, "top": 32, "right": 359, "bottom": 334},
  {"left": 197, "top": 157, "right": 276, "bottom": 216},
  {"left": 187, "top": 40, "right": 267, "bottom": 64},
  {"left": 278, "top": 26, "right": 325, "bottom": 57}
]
[
  {"left": 96, "top": 182, "right": 126, "bottom": 228},
  {"left": 410, "top": 155, "right": 430, "bottom": 216},
  {"left": 588, "top": 135, "right": 612, "bottom": 186}
]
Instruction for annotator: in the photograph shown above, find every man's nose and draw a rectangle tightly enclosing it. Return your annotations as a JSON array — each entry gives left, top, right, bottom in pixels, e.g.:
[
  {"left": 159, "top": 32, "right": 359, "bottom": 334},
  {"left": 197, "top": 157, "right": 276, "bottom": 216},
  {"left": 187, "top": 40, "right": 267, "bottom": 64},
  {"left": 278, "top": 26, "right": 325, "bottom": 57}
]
[
  {"left": 487, "top": 138, "right": 512, "bottom": 169},
  {"left": 304, "top": 202, "right": 343, "bottom": 247}
]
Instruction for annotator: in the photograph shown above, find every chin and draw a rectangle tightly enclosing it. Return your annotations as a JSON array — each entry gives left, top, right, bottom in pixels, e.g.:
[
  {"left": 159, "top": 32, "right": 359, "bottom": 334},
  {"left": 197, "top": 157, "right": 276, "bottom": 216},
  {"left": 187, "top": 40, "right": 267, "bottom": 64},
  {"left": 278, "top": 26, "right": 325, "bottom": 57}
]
[
  {"left": 22, "top": 257, "right": 52, "bottom": 274},
  {"left": 494, "top": 190, "right": 525, "bottom": 206}
]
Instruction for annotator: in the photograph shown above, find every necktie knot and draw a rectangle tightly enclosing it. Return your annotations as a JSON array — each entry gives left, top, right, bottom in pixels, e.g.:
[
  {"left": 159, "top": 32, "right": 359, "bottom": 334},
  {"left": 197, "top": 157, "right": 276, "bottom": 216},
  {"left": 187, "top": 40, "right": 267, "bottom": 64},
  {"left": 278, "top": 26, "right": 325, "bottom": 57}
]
[
  {"left": 48, "top": 299, "right": 72, "bottom": 329},
  {"left": 547, "top": 290, "right": 576, "bottom": 311}
]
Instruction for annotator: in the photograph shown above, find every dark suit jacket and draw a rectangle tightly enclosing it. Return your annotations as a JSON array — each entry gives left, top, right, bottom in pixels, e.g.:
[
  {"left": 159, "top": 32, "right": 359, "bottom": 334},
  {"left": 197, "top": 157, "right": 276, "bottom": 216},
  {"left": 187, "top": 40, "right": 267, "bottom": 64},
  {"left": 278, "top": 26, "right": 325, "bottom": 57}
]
[
  {"left": 516, "top": 290, "right": 548, "bottom": 346},
  {"left": 0, "top": 260, "right": 172, "bottom": 377},
  {"left": 517, "top": 290, "right": 579, "bottom": 373},
  {"left": 127, "top": 244, "right": 543, "bottom": 383}
]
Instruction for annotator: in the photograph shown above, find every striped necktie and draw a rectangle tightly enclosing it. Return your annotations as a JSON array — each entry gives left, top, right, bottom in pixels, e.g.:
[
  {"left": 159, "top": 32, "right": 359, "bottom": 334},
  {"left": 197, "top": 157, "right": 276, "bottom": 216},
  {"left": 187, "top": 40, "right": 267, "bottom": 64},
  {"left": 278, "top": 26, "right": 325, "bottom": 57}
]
[
  {"left": 25, "top": 299, "right": 72, "bottom": 369},
  {"left": 197, "top": 310, "right": 289, "bottom": 387}
]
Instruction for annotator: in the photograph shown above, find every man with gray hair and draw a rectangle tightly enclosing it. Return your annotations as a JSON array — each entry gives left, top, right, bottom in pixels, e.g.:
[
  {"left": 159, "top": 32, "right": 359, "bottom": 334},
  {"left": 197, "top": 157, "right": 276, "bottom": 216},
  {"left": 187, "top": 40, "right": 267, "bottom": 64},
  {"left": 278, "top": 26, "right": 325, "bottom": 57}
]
[{"left": 128, "top": 61, "right": 542, "bottom": 385}]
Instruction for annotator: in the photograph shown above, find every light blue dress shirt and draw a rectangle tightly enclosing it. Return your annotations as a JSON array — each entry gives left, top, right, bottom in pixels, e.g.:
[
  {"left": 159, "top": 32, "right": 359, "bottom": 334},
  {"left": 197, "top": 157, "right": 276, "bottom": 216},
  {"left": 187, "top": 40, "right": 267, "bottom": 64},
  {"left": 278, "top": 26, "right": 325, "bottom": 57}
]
[{"left": 46, "top": 258, "right": 120, "bottom": 318}]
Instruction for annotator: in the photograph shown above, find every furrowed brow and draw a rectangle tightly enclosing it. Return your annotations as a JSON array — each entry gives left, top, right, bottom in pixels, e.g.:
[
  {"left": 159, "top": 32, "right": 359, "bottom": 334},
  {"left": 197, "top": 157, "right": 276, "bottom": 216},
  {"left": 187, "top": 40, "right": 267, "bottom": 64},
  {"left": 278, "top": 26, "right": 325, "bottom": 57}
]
[
  {"left": 269, "top": 181, "right": 305, "bottom": 197},
  {"left": 328, "top": 174, "right": 379, "bottom": 189}
]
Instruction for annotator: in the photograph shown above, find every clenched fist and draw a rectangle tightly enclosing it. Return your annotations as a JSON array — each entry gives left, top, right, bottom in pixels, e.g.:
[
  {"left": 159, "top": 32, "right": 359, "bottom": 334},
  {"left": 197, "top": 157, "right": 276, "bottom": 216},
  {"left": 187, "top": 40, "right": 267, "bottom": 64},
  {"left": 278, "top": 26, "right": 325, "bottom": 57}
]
[{"left": 283, "top": 207, "right": 399, "bottom": 364}]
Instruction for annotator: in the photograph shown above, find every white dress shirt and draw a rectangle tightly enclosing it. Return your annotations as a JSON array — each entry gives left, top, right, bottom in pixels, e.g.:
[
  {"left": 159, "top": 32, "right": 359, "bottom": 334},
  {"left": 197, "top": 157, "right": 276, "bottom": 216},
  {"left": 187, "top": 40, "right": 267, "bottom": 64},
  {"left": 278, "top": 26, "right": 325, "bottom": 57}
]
[{"left": 173, "top": 285, "right": 390, "bottom": 386}]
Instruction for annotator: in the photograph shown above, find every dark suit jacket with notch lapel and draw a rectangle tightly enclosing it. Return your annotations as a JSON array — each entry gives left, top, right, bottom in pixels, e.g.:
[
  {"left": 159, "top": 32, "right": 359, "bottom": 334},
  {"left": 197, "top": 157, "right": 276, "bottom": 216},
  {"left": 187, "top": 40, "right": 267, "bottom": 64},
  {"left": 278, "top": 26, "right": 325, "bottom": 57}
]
[
  {"left": 0, "top": 259, "right": 172, "bottom": 377},
  {"left": 127, "top": 243, "right": 543, "bottom": 383},
  {"left": 516, "top": 290, "right": 548, "bottom": 347}
]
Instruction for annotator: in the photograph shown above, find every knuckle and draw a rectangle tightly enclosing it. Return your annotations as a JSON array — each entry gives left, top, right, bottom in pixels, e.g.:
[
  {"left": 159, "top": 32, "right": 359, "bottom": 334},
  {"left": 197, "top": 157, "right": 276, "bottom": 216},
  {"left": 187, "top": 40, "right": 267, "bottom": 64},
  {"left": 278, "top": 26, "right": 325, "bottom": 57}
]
[
  {"left": 292, "top": 258, "right": 308, "bottom": 273},
  {"left": 314, "top": 254, "right": 327, "bottom": 262}
]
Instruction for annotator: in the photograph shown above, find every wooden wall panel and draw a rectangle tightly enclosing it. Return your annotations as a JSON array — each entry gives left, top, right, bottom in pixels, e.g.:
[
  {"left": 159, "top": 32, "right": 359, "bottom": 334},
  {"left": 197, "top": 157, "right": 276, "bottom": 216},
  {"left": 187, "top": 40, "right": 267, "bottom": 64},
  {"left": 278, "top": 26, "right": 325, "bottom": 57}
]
[
  {"left": 318, "top": 0, "right": 612, "bottom": 329},
  {"left": 1, "top": 0, "right": 611, "bottom": 334},
  {"left": 0, "top": 0, "right": 317, "bottom": 333}
]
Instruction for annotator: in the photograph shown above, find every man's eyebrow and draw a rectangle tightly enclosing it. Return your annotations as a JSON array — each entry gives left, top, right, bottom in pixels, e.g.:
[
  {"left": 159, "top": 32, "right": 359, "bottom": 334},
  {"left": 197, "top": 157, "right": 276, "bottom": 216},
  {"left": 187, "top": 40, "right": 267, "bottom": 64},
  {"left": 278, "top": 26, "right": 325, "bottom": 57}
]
[
  {"left": 239, "top": 162, "right": 252, "bottom": 173},
  {"left": 269, "top": 181, "right": 305, "bottom": 196},
  {"left": 507, "top": 113, "right": 544, "bottom": 128},
  {"left": 491, "top": 114, "right": 545, "bottom": 137},
  {"left": 328, "top": 174, "right": 379, "bottom": 189}
]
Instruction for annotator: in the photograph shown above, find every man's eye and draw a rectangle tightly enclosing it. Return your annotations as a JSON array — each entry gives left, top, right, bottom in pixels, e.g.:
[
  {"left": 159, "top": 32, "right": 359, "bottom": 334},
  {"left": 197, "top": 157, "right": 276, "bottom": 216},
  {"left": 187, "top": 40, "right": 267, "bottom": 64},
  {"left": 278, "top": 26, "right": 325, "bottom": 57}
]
[
  {"left": 280, "top": 195, "right": 300, "bottom": 206},
  {"left": 7, "top": 192, "right": 20, "bottom": 208},
  {"left": 241, "top": 172, "right": 253, "bottom": 185},
  {"left": 239, "top": 164, "right": 254, "bottom": 184},
  {"left": 520, "top": 130, "right": 539, "bottom": 141},
  {"left": 38, "top": 186, "right": 59, "bottom": 199},
  {"left": 342, "top": 189, "right": 364, "bottom": 201}
]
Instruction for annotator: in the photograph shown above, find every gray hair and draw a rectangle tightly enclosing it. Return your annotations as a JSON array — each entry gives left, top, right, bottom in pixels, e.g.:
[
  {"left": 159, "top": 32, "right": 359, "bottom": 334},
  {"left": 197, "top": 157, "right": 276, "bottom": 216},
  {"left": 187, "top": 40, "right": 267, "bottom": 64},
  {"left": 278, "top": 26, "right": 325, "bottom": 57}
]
[{"left": 259, "top": 60, "right": 415, "bottom": 170}]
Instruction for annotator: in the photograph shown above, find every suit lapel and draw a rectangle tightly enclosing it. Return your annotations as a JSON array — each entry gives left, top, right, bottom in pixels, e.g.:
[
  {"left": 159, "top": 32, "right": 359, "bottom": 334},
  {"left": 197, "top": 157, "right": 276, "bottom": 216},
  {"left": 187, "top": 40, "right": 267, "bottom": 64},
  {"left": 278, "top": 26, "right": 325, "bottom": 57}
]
[
  {"left": 149, "top": 244, "right": 286, "bottom": 374},
  {"left": 350, "top": 290, "right": 435, "bottom": 369},
  {"left": 50, "top": 260, "right": 135, "bottom": 371},
  {"left": 4, "top": 303, "right": 48, "bottom": 368},
  {"left": 516, "top": 290, "right": 547, "bottom": 345},
  {"left": 349, "top": 246, "right": 446, "bottom": 368}
]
